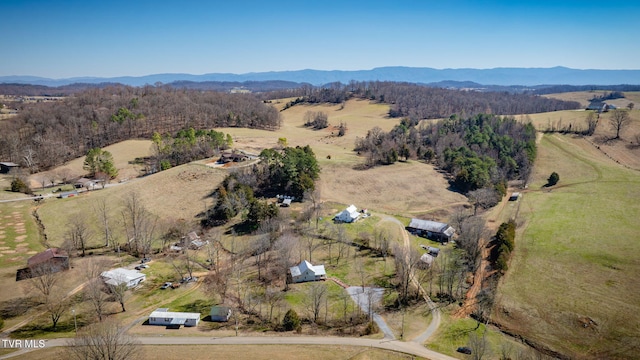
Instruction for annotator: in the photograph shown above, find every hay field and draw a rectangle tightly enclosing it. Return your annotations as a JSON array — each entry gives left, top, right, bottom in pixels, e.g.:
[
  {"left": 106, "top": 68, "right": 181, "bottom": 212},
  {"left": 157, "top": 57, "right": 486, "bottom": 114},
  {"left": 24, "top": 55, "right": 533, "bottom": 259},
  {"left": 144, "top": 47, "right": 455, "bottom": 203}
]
[
  {"left": 495, "top": 133, "right": 640, "bottom": 358},
  {"left": 36, "top": 164, "right": 227, "bottom": 247},
  {"left": 220, "top": 99, "right": 466, "bottom": 218},
  {"left": 17, "top": 345, "right": 422, "bottom": 360},
  {"left": 0, "top": 202, "right": 41, "bottom": 269},
  {"left": 543, "top": 91, "right": 640, "bottom": 109},
  {"left": 520, "top": 108, "right": 640, "bottom": 170},
  {"left": 28, "top": 139, "right": 153, "bottom": 188}
]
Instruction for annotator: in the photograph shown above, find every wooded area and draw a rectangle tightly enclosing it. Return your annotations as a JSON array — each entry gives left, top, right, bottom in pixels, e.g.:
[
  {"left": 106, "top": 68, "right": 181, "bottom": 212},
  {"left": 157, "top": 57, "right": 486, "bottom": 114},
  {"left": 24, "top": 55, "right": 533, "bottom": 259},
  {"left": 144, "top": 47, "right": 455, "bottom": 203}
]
[{"left": 0, "top": 85, "right": 280, "bottom": 172}]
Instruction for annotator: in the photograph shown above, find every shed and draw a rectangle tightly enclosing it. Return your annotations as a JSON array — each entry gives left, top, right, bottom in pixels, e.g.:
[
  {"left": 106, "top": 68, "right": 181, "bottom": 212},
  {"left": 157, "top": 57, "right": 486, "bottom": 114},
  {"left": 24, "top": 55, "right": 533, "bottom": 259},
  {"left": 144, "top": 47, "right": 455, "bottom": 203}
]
[
  {"left": 149, "top": 308, "right": 201, "bottom": 327},
  {"left": 426, "top": 246, "right": 440, "bottom": 257},
  {"left": 407, "top": 219, "right": 455, "bottom": 242},
  {"left": 101, "top": 268, "right": 146, "bottom": 288},
  {"left": 509, "top": 192, "right": 520, "bottom": 201},
  {"left": 420, "top": 253, "right": 435, "bottom": 267},
  {"left": 289, "top": 260, "right": 326, "bottom": 283},
  {"left": 281, "top": 198, "right": 292, "bottom": 207},
  {"left": 209, "top": 306, "right": 232, "bottom": 322}
]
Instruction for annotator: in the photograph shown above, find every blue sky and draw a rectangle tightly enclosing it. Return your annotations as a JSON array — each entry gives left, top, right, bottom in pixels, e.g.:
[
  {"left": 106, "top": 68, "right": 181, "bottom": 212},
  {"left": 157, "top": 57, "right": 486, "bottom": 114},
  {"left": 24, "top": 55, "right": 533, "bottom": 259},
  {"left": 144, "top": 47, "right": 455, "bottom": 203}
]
[{"left": 1, "top": 0, "right": 638, "bottom": 78}]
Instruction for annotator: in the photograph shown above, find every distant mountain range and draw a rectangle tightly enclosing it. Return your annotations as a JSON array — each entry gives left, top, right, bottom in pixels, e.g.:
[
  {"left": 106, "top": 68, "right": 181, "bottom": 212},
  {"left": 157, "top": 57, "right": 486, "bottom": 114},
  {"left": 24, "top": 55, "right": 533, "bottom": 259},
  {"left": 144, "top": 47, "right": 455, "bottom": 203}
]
[{"left": 2, "top": 66, "right": 640, "bottom": 87}]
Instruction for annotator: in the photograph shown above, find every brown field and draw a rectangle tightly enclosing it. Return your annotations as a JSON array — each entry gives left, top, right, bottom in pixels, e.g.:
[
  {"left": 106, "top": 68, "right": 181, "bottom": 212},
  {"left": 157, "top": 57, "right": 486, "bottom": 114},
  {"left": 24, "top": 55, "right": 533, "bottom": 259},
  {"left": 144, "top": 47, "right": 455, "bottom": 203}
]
[
  {"left": 543, "top": 91, "right": 640, "bottom": 109},
  {"left": 27, "top": 139, "right": 154, "bottom": 188},
  {"left": 521, "top": 108, "right": 640, "bottom": 170},
  {"left": 14, "top": 345, "right": 423, "bottom": 360}
]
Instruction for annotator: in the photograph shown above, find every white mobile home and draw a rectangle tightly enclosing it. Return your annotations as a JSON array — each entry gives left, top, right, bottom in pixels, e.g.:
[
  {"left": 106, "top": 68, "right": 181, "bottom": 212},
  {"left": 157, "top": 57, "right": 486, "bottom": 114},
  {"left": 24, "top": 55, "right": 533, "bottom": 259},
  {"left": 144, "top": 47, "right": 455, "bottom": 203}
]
[
  {"left": 289, "top": 260, "right": 326, "bottom": 283},
  {"left": 148, "top": 308, "right": 201, "bottom": 327}
]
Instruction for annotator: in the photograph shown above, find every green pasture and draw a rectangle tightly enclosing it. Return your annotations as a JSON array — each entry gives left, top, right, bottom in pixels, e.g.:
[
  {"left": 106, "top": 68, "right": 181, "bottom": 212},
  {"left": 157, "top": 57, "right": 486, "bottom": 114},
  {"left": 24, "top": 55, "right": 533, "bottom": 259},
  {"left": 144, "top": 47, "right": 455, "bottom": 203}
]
[{"left": 496, "top": 133, "right": 640, "bottom": 358}]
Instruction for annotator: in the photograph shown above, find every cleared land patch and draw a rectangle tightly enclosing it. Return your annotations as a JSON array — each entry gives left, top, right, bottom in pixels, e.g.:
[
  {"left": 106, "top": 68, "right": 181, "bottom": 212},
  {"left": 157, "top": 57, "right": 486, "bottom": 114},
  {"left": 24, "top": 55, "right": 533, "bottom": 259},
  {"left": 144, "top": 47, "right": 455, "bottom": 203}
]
[{"left": 495, "top": 133, "right": 640, "bottom": 358}]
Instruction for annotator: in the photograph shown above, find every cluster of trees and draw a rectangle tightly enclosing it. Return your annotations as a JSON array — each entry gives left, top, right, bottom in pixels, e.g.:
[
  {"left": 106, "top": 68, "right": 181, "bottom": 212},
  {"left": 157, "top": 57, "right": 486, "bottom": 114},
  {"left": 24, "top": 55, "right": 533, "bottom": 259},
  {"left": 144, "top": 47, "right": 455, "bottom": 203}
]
[
  {"left": 490, "top": 220, "right": 516, "bottom": 273},
  {"left": 355, "top": 114, "right": 537, "bottom": 192},
  {"left": 83, "top": 147, "right": 118, "bottom": 179},
  {"left": 268, "top": 81, "right": 581, "bottom": 120},
  {"left": 0, "top": 85, "right": 280, "bottom": 173},
  {"left": 203, "top": 146, "right": 319, "bottom": 228},
  {"left": 303, "top": 111, "right": 329, "bottom": 129},
  {"left": 151, "top": 128, "right": 233, "bottom": 170},
  {"left": 590, "top": 91, "right": 625, "bottom": 101}
]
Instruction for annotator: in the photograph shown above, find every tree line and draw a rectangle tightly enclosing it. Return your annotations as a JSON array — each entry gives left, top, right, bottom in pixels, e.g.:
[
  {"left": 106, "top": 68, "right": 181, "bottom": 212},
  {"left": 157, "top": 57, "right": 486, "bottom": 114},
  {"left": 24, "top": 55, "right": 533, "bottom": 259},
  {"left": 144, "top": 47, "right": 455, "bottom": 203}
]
[
  {"left": 268, "top": 81, "right": 581, "bottom": 120},
  {"left": 0, "top": 85, "right": 280, "bottom": 173}
]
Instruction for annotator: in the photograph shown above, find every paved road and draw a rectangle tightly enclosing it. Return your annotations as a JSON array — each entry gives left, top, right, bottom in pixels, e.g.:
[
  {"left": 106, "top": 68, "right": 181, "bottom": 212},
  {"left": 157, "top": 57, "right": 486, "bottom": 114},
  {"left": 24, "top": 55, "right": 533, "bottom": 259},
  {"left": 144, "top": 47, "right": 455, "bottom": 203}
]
[
  {"left": 345, "top": 286, "right": 394, "bottom": 340},
  {"left": 0, "top": 335, "right": 458, "bottom": 360}
]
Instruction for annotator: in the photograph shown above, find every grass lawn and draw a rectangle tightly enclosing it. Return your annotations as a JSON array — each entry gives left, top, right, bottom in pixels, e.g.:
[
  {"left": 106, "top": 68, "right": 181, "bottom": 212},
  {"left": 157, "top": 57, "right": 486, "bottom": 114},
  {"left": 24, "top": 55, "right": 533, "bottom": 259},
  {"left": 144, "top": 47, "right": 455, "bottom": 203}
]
[
  {"left": 426, "top": 313, "right": 528, "bottom": 359},
  {"left": 495, "top": 133, "right": 640, "bottom": 358}
]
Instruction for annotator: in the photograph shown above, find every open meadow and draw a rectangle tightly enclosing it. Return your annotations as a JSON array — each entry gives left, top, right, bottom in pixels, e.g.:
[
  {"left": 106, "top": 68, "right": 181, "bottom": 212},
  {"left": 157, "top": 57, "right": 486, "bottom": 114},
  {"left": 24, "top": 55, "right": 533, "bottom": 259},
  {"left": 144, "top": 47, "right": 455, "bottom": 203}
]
[{"left": 494, "top": 133, "right": 640, "bottom": 358}]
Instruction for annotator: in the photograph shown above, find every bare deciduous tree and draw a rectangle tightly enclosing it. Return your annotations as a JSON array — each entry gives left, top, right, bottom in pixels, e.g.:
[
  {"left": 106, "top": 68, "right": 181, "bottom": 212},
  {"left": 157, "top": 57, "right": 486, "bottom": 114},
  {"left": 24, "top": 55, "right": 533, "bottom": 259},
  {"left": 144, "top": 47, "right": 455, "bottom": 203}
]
[
  {"left": 609, "top": 109, "right": 631, "bottom": 139},
  {"left": 94, "top": 198, "right": 114, "bottom": 248},
  {"left": 85, "top": 278, "right": 109, "bottom": 322},
  {"left": 305, "top": 282, "right": 327, "bottom": 324},
  {"left": 65, "top": 215, "right": 93, "bottom": 257},
  {"left": 67, "top": 319, "right": 141, "bottom": 360}
]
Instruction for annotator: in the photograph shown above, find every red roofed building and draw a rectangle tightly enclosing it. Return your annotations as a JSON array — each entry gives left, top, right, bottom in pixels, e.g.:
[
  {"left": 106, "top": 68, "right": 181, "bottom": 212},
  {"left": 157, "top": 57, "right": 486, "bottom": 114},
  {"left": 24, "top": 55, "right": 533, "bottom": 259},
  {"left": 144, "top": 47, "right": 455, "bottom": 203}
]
[{"left": 27, "top": 248, "right": 69, "bottom": 272}]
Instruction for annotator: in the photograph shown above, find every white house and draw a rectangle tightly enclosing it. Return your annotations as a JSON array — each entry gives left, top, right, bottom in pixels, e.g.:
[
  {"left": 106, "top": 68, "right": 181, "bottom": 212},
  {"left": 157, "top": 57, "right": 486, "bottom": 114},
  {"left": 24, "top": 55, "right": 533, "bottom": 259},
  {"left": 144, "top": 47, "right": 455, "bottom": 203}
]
[
  {"left": 148, "top": 308, "right": 201, "bottom": 327},
  {"left": 334, "top": 205, "right": 360, "bottom": 223},
  {"left": 289, "top": 260, "right": 326, "bottom": 283},
  {"left": 101, "top": 268, "right": 146, "bottom": 288}
]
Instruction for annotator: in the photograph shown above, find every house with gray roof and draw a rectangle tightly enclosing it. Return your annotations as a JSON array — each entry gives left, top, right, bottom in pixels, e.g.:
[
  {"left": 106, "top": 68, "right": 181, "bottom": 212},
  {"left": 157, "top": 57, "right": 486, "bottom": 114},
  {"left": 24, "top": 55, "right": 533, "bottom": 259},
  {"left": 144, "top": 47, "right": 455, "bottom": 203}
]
[
  {"left": 407, "top": 219, "right": 455, "bottom": 242},
  {"left": 289, "top": 260, "right": 326, "bottom": 283}
]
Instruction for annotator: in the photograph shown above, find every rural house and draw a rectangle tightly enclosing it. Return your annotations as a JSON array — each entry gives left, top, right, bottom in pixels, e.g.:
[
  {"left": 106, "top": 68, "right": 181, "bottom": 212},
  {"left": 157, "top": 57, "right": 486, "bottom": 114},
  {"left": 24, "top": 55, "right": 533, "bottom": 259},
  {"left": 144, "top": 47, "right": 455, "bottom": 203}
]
[
  {"left": 17, "top": 248, "right": 70, "bottom": 280},
  {"left": 101, "top": 268, "right": 146, "bottom": 288},
  {"left": 334, "top": 204, "right": 360, "bottom": 223},
  {"left": 148, "top": 308, "right": 201, "bottom": 328},
  {"left": 209, "top": 306, "right": 232, "bottom": 322},
  {"left": 289, "top": 260, "right": 326, "bottom": 283},
  {"left": 407, "top": 219, "right": 455, "bottom": 242}
]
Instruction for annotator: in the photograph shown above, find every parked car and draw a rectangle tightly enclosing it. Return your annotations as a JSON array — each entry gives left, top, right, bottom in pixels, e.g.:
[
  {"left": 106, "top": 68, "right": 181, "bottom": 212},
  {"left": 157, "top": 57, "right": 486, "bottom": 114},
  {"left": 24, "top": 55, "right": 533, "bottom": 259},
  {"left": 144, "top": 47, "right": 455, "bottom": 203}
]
[
  {"left": 160, "top": 282, "right": 172, "bottom": 289},
  {"left": 135, "top": 264, "right": 149, "bottom": 270},
  {"left": 171, "top": 283, "right": 181, "bottom": 289},
  {"left": 141, "top": 257, "right": 151, "bottom": 264},
  {"left": 457, "top": 347, "right": 472, "bottom": 355}
]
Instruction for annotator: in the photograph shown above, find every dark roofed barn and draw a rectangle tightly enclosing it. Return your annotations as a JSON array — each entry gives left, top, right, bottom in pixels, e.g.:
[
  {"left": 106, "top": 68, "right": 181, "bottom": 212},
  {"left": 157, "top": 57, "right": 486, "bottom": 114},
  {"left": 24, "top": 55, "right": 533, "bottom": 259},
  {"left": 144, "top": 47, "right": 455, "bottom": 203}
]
[
  {"left": 407, "top": 219, "right": 455, "bottom": 242},
  {"left": 0, "top": 162, "right": 19, "bottom": 174},
  {"left": 17, "top": 248, "right": 70, "bottom": 281}
]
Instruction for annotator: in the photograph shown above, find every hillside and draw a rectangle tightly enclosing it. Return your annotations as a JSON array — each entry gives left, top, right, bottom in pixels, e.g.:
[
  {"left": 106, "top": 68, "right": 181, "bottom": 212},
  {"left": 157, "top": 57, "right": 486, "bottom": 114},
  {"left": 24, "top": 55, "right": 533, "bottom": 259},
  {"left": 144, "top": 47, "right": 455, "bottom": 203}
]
[{"left": 495, "top": 133, "right": 640, "bottom": 358}]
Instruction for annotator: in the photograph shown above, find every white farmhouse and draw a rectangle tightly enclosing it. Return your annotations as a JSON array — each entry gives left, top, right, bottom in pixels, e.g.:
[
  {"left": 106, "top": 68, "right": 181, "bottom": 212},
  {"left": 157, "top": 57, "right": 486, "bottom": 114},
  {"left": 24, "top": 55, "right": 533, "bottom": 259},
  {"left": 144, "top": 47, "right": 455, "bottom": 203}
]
[
  {"left": 148, "top": 308, "right": 201, "bottom": 327},
  {"left": 101, "top": 268, "right": 146, "bottom": 288},
  {"left": 289, "top": 260, "right": 326, "bottom": 283},
  {"left": 334, "top": 204, "right": 360, "bottom": 223}
]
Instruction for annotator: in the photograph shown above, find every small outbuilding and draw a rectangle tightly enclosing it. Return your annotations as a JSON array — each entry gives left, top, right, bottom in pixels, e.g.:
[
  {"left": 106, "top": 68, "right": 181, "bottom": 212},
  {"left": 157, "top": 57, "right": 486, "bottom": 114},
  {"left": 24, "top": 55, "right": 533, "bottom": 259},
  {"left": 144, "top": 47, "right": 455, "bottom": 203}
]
[
  {"left": 289, "top": 260, "right": 326, "bottom": 283},
  {"left": 148, "top": 308, "right": 201, "bottom": 327},
  {"left": 334, "top": 205, "right": 360, "bottom": 223},
  {"left": 209, "top": 306, "right": 232, "bottom": 322},
  {"left": 509, "top": 192, "right": 520, "bottom": 201},
  {"left": 58, "top": 190, "right": 79, "bottom": 199},
  {"left": 101, "top": 268, "right": 146, "bottom": 288},
  {"left": 420, "top": 253, "right": 435, "bottom": 267}
]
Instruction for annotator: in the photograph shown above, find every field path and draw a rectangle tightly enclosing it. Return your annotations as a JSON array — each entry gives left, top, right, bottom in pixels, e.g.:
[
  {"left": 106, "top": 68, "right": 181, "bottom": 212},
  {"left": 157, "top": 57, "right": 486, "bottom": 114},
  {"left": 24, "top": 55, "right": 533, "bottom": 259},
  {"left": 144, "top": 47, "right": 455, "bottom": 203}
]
[{"left": 378, "top": 215, "right": 442, "bottom": 344}]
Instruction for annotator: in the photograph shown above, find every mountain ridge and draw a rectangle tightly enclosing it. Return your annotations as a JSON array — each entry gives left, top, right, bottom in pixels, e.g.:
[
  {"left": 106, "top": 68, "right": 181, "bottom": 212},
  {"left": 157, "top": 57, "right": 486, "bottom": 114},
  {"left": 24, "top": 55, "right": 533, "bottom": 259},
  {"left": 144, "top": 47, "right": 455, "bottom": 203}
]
[{"left": 2, "top": 66, "right": 640, "bottom": 87}]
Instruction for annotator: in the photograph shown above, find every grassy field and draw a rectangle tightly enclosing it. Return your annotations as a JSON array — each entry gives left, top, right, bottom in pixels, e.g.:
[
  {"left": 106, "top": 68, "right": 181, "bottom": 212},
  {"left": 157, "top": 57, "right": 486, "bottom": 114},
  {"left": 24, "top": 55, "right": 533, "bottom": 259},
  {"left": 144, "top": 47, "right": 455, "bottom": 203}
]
[
  {"left": 543, "top": 91, "right": 640, "bottom": 109},
  {"left": 0, "top": 202, "right": 42, "bottom": 270},
  {"left": 13, "top": 345, "right": 424, "bottom": 360},
  {"left": 494, "top": 133, "right": 640, "bottom": 358}
]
